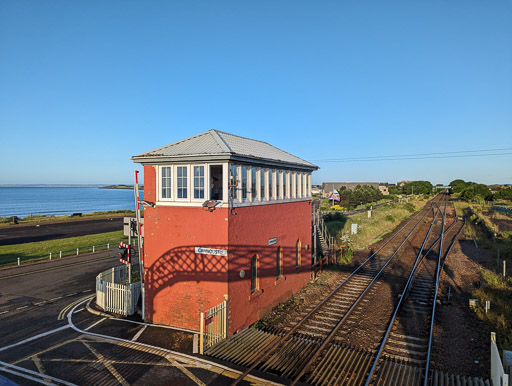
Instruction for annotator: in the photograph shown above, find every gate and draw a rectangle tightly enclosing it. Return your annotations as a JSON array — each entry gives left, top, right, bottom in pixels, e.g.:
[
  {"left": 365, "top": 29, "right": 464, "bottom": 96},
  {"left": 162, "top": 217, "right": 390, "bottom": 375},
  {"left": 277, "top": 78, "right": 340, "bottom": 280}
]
[
  {"left": 96, "top": 265, "right": 141, "bottom": 316},
  {"left": 199, "top": 300, "right": 227, "bottom": 354}
]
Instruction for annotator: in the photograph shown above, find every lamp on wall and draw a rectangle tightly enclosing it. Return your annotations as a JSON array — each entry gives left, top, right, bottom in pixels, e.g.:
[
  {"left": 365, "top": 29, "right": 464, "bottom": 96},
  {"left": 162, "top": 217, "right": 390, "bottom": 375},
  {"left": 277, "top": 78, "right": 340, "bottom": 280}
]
[{"left": 139, "top": 200, "right": 156, "bottom": 208}]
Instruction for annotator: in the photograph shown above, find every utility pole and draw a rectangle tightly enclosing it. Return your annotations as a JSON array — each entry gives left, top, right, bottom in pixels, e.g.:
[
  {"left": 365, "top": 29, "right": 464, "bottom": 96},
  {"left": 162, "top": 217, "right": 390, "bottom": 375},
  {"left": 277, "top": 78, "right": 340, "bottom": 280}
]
[{"left": 134, "top": 171, "right": 145, "bottom": 321}]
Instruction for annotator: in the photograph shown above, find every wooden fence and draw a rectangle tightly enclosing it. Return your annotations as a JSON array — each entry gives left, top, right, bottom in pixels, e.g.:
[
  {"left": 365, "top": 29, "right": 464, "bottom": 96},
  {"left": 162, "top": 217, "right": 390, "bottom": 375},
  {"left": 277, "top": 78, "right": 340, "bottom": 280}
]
[
  {"left": 199, "top": 300, "right": 227, "bottom": 354},
  {"left": 96, "top": 265, "right": 141, "bottom": 316}
]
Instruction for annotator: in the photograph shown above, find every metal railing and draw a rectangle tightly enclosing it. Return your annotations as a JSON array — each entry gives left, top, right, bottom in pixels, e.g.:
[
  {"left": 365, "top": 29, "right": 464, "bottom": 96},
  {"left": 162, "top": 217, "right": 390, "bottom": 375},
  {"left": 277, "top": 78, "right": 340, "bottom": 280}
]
[
  {"left": 2, "top": 241, "right": 126, "bottom": 267},
  {"left": 96, "top": 265, "right": 141, "bottom": 316},
  {"left": 200, "top": 300, "right": 227, "bottom": 354}
]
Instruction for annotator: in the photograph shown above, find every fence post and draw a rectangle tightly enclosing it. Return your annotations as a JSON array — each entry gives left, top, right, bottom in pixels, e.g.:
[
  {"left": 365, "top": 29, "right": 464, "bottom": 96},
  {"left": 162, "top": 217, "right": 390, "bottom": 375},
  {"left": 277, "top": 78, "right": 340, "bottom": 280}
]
[
  {"left": 93, "top": 246, "right": 95, "bottom": 253},
  {"left": 504, "top": 261, "right": 507, "bottom": 277},
  {"left": 112, "top": 267, "right": 115, "bottom": 284},
  {"left": 199, "top": 312, "right": 205, "bottom": 355},
  {"left": 107, "top": 243, "right": 110, "bottom": 250},
  {"left": 223, "top": 300, "right": 227, "bottom": 339},
  {"left": 49, "top": 253, "right": 52, "bottom": 260},
  {"left": 77, "top": 248, "right": 79, "bottom": 256},
  {"left": 18, "top": 257, "right": 20, "bottom": 266},
  {"left": 60, "top": 251, "right": 62, "bottom": 259}
]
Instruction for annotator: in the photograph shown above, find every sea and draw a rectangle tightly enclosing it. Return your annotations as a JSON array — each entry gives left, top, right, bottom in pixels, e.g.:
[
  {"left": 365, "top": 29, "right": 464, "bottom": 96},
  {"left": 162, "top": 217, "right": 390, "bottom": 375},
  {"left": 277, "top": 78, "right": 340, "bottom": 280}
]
[{"left": 0, "top": 186, "right": 144, "bottom": 218}]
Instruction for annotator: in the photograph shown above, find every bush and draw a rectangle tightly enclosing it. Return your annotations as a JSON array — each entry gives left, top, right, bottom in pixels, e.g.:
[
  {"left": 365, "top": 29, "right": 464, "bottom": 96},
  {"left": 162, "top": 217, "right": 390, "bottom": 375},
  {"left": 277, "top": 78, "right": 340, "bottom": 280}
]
[
  {"left": 385, "top": 215, "right": 395, "bottom": 222},
  {"left": 403, "top": 203, "right": 415, "bottom": 213}
]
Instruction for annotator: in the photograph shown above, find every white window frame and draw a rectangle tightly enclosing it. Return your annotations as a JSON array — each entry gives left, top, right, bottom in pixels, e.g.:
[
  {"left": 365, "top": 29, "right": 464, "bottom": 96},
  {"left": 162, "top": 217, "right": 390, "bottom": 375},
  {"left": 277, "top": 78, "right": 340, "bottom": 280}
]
[
  {"left": 175, "top": 165, "right": 190, "bottom": 201},
  {"left": 159, "top": 166, "right": 173, "bottom": 201},
  {"left": 192, "top": 164, "right": 207, "bottom": 202}
]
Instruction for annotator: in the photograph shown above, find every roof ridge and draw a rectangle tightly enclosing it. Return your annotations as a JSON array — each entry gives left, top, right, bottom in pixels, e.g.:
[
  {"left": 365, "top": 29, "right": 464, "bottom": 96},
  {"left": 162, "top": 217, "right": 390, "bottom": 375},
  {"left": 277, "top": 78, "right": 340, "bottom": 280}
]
[{"left": 209, "top": 129, "right": 233, "bottom": 153}]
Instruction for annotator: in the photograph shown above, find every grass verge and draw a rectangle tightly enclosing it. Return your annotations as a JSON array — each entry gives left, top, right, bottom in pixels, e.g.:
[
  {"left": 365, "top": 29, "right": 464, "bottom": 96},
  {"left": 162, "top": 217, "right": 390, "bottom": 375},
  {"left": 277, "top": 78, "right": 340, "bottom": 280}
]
[
  {"left": 329, "top": 196, "right": 428, "bottom": 252},
  {"left": 0, "top": 230, "right": 129, "bottom": 266},
  {"left": 0, "top": 210, "right": 137, "bottom": 227}
]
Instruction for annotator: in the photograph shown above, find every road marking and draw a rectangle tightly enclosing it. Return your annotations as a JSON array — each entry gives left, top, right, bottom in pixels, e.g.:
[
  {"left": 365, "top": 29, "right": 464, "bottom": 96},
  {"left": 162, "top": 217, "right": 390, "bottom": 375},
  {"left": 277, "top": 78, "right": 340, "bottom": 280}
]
[
  {"left": 0, "top": 255, "right": 117, "bottom": 280},
  {"left": 49, "top": 296, "right": 63, "bottom": 302},
  {"left": 0, "top": 365, "right": 54, "bottom": 385},
  {"left": 166, "top": 356, "right": 206, "bottom": 386},
  {"left": 84, "top": 317, "right": 106, "bottom": 332},
  {"left": 74, "top": 308, "right": 85, "bottom": 313},
  {"left": 58, "top": 295, "right": 94, "bottom": 320},
  {"left": 0, "top": 310, "right": 8, "bottom": 315},
  {"left": 32, "top": 355, "right": 52, "bottom": 384},
  {"left": 0, "top": 324, "right": 70, "bottom": 353},
  {"left": 81, "top": 341, "right": 130, "bottom": 386},
  {"left": 16, "top": 306, "right": 28, "bottom": 310},
  {"left": 66, "top": 298, "right": 281, "bottom": 386},
  {"left": 131, "top": 325, "right": 147, "bottom": 342},
  {"left": 66, "top": 292, "right": 79, "bottom": 297},
  {"left": 34, "top": 302, "right": 46, "bottom": 306},
  {"left": 82, "top": 289, "right": 93, "bottom": 293},
  {"left": 0, "top": 360, "right": 76, "bottom": 386}
]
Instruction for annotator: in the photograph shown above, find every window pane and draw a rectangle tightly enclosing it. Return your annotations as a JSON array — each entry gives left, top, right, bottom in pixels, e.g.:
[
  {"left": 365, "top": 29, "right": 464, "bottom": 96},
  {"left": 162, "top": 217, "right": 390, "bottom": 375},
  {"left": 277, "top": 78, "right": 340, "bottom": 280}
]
[
  {"left": 269, "top": 169, "right": 273, "bottom": 200},
  {"left": 251, "top": 167, "right": 257, "bottom": 196},
  {"left": 161, "top": 167, "right": 172, "bottom": 199},
  {"left": 230, "top": 165, "right": 237, "bottom": 200},
  {"left": 241, "top": 166, "right": 247, "bottom": 200},
  {"left": 251, "top": 255, "right": 257, "bottom": 293},
  {"left": 276, "top": 246, "right": 282, "bottom": 279},
  {"left": 194, "top": 166, "right": 204, "bottom": 199},
  {"left": 177, "top": 166, "right": 187, "bottom": 198},
  {"left": 261, "top": 169, "right": 265, "bottom": 200}
]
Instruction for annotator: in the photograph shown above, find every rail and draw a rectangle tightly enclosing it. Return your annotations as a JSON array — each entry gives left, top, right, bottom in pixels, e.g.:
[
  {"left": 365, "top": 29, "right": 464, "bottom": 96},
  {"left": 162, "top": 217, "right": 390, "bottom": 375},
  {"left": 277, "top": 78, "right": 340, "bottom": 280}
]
[{"left": 231, "top": 196, "right": 438, "bottom": 385}]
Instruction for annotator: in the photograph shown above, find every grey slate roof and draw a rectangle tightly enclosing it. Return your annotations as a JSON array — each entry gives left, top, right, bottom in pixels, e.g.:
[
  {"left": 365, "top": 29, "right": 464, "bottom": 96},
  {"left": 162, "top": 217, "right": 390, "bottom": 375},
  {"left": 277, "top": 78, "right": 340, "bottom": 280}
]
[{"left": 132, "top": 129, "right": 318, "bottom": 170}]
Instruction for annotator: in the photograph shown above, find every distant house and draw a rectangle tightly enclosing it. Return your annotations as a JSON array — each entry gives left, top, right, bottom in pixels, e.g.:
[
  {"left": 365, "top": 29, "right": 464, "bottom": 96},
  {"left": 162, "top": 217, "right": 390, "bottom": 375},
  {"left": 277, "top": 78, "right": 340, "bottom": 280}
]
[
  {"left": 321, "top": 182, "right": 389, "bottom": 196},
  {"left": 132, "top": 129, "right": 319, "bottom": 335}
]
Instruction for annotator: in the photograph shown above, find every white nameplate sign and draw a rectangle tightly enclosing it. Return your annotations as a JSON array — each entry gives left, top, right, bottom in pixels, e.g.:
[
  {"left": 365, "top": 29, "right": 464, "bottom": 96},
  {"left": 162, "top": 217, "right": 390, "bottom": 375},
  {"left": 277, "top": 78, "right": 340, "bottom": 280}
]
[
  {"left": 268, "top": 237, "right": 278, "bottom": 246},
  {"left": 195, "top": 247, "right": 227, "bottom": 256}
]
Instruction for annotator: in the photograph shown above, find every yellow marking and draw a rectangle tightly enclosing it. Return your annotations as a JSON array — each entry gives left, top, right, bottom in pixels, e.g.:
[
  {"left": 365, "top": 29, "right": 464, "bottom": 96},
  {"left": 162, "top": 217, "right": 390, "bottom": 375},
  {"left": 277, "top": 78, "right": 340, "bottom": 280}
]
[
  {"left": 81, "top": 341, "right": 130, "bottom": 386},
  {"left": 0, "top": 256, "right": 116, "bottom": 280},
  {"left": 12, "top": 338, "right": 79, "bottom": 366},
  {"left": 165, "top": 355, "right": 206, "bottom": 386},
  {"left": 58, "top": 295, "right": 94, "bottom": 320},
  {"left": 32, "top": 355, "right": 52, "bottom": 384}
]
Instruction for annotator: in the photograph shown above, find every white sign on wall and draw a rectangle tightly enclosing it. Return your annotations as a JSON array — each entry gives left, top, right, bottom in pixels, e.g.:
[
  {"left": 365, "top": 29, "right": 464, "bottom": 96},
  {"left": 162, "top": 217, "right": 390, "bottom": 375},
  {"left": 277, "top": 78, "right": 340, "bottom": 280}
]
[
  {"left": 268, "top": 237, "right": 278, "bottom": 246},
  {"left": 195, "top": 247, "right": 227, "bottom": 256}
]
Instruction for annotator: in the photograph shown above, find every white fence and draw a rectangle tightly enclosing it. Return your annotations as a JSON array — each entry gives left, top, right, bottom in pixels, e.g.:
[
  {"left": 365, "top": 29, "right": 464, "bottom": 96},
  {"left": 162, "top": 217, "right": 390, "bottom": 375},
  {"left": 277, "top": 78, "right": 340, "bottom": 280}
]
[
  {"left": 96, "top": 265, "right": 141, "bottom": 316},
  {"left": 491, "top": 332, "right": 509, "bottom": 386},
  {"left": 200, "top": 300, "right": 227, "bottom": 354}
]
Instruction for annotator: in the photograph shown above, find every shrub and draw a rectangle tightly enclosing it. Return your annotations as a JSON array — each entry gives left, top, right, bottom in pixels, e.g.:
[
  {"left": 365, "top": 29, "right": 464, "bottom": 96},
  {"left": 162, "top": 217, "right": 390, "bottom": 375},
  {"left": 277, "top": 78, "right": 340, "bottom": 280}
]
[
  {"left": 403, "top": 203, "right": 415, "bottom": 213},
  {"left": 385, "top": 214, "right": 395, "bottom": 222}
]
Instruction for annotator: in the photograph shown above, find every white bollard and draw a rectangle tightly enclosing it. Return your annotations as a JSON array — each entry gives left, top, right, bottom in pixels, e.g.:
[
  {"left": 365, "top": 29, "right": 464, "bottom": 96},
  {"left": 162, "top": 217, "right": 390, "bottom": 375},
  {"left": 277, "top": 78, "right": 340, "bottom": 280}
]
[
  {"left": 77, "top": 248, "right": 79, "bottom": 256},
  {"left": 18, "top": 257, "right": 20, "bottom": 266},
  {"left": 60, "top": 251, "right": 62, "bottom": 259},
  {"left": 49, "top": 253, "right": 52, "bottom": 260},
  {"left": 93, "top": 246, "right": 95, "bottom": 253},
  {"left": 485, "top": 300, "right": 490, "bottom": 313},
  {"left": 504, "top": 261, "right": 507, "bottom": 277},
  {"left": 107, "top": 243, "right": 110, "bottom": 250}
]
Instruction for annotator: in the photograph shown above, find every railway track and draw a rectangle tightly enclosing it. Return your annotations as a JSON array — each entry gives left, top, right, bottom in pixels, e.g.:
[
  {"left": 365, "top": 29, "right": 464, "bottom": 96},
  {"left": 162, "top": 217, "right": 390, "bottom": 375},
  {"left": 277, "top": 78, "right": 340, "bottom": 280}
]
[{"left": 206, "top": 194, "right": 488, "bottom": 385}]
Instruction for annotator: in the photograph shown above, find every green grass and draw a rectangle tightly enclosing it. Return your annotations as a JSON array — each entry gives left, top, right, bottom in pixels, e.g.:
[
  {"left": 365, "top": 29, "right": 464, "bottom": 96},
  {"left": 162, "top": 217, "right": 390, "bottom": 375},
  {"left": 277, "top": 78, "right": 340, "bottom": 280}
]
[
  {"left": 0, "top": 230, "right": 129, "bottom": 266},
  {"left": 473, "top": 268, "right": 512, "bottom": 350},
  {"left": 330, "top": 197, "right": 428, "bottom": 251},
  {"left": 0, "top": 210, "right": 137, "bottom": 227}
]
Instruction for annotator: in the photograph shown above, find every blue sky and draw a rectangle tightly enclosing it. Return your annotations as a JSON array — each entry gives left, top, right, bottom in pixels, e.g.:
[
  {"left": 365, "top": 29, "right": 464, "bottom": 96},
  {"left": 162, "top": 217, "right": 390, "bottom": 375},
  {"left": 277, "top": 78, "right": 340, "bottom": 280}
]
[{"left": 1, "top": 1, "right": 511, "bottom": 186}]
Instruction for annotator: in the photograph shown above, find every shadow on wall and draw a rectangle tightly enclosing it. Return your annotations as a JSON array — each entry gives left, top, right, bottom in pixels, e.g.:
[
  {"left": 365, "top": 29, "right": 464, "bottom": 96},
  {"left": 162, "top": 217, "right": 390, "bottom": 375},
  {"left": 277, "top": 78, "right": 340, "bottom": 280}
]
[{"left": 145, "top": 244, "right": 308, "bottom": 326}]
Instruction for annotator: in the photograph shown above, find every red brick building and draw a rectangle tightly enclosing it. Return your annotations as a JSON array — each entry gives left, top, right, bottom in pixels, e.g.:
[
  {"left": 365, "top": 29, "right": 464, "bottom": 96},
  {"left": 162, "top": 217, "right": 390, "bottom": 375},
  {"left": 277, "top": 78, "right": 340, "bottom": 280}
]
[{"left": 132, "top": 130, "right": 318, "bottom": 335}]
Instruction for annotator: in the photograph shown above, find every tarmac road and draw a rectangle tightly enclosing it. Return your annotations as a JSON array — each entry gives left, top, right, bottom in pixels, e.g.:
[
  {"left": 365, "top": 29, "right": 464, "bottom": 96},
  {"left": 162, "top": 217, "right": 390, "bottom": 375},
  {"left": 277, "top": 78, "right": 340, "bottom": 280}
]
[
  {"left": 0, "top": 253, "right": 281, "bottom": 385},
  {"left": 0, "top": 217, "right": 124, "bottom": 246}
]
